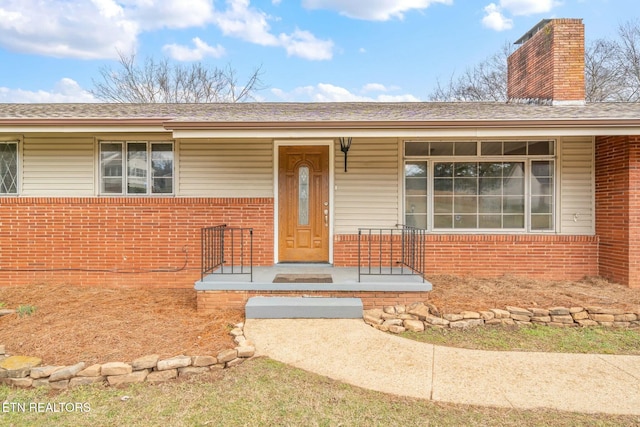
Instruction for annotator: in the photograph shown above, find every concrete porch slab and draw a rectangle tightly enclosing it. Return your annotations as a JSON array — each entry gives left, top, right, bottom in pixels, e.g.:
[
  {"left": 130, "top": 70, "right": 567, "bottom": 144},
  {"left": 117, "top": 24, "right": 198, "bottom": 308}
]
[{"left": 195, "top": 265, "right": 432, "bottom": 292}]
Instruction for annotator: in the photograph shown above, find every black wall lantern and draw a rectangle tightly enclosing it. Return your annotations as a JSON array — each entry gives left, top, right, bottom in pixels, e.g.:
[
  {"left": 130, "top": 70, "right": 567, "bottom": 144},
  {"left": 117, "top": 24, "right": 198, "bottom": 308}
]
[{"left": 339, "top": 137, "right": 352, "bottom": 172}]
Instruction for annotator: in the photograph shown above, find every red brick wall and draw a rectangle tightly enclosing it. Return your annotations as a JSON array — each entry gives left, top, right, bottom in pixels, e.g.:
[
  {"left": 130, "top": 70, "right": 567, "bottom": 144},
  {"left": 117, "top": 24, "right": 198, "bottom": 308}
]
[
  {"left": 507, "top": 18, "right": 584, "bottom": 103},
  {"left": 334, "top": 234, "right": 598, "bottom": 281},
  {"left": 197, "top": 290, "right": 434, "bottom": 312},
  {"left": 596, "top": 136, "right": 640, "bottom": 288},
  {"left": 0, "top": 197, "right": 274, "bottom": 288}
]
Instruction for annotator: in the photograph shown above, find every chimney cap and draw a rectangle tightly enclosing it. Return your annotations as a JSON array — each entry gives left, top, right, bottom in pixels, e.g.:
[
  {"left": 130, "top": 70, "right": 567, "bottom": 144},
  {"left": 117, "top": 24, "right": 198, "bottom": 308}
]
[{"left": 514, "top": 19, "right": 551, "bottom": 45}]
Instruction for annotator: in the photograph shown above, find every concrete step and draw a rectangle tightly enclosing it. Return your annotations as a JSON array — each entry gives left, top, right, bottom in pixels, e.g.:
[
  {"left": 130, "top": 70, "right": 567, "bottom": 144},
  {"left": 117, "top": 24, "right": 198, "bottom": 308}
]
[{"left": 245, "top": 296, "right": 363, "bottom": 319}]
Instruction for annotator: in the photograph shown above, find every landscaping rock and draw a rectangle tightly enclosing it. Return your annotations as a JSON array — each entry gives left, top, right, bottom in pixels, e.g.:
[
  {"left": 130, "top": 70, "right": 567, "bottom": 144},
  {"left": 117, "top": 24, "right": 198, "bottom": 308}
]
[
  {"left": 424, "top": 316, "right": 449, "bottom": 327},
  {"left": 614, "top": 313, "right": 637, "bottom": 322},
  {"left": 551, "top": 315, "right": 574, "bottom": 324},
  {"left": 591, "top": 314, "right": 615, "bottom": 323},
  {"left": 70, "top": 376, "right": 105, "bottom": 387},
  {"left": 480, "top": 311, "right": 495, "bottom": 320},
  {"left": 236, "top": 346, "right": 255, "bottom": 358},
  {"left": 506, "top": 306, "right": 532, "bottom": 317},
  {"left": 101, "top": 362, "right": 132, "bottom": 376},
  {"left": 407, "top": 303, "right": 430, "bottom": 320},
  {"left": 146, "top": 369, "right": 177, "bottom": 383},
  {"left": 107, "top": 370, "right": 148, "bottom": 386},
  {"left": 217, "top": 349, "right": 238, "bottom": 363},
  {"left": 30, "top": 365, "right": 60, "bottom": 379},
  {"left": 569, "top": 307, "right": 585, "bottom": 314},
  {"left": 425, "top": 303, "right": 441, "bottom": 317},
  {"left": 229, "top": 328, "right": 244, "bottom": 337},
  {"left": 398, "top": 314, "right": 418, "bottom": 320},
  {"left": 49, "top": 363, "right": 85, "bottom": 382},
  {"left": 233, "top": 335, "right": 246, "bottom": 345},
  {"left": 366, "top": 308, "right": 384, "bottom": 319},
  {"left": 4, "top": 377, "right": 33, "bottom": 388},
  {"left": 0, "top": 309, "right": 15, "bottom": 317},
  {"left": 132, "top": 354, "right": 159, "bottom": 371},
  {"left": 529, "top": 308, "right": 550, "bottom": 316},
  {"left": 548, "top": 307, "right": 570, "bottom": 315},
  {"left": 382, "top": 319, "right": 403, "bottom": 327},
  {"left": 403, "top": 319, "right": 425, "bottom": 332},
  {"left": 461, "top": 311, "right": 481, "bottom": 319},
  {"left": 192, "top": 355, "right": 217, "bottom": 367},
  {"left": 383, "top": 306, "right": 396, "bottom": 314},
  {"left": 157, "top": 355, "right": 191, "bottom": 371},
  {"left": 443, "top": 313, "right": 463, "bottom": 322},
  {"left": 449, "top": 320, "right": 471, "bottom": 329},
  {"left": 571, "top": 311, "right": 589, "bottom": 321},
  {"left": 363, "top": 313, "right": 383, "bottom": 326},
  {"left": 586, "top": 307, "right": 623, "bottom": 315},
  {"left": 0, "top": 356, "right": 42, "bottom": 378},
  {"left": 576, "top": 319, "right": 599, "bottom": 327},
  {"left": 388, "top": 325, "right": 406, "bottom": 334},
  {"left": 511, "top": 314, "right": 532, "bottom": 322},
  {"left": 531, "top": 316, "right": 551, "bottom": 323},
  {"left": 77, "top": 364, "right": 102, "bottom": 377},
  {"left": 0, "top": 345, "right": 5, "bottom": 355},
  {"left": 394, "top": 305, "right": 406, "bottom": 314},
  {"left": 490, "top": 309, "right": 510, "bottom": 319}
]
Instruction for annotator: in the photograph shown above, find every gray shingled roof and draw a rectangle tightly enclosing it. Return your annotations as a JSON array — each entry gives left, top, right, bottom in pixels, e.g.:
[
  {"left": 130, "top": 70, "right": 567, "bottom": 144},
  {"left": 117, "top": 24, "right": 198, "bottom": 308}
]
[{"left": 1, "top": 102, "right": 640, "bottom": 124}]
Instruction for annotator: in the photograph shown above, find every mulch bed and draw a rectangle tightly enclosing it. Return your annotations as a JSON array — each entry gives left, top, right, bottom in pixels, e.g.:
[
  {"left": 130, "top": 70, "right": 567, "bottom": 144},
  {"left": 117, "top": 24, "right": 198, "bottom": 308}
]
[{"left": 1, "top": 275, "right": 639, "bottom": 366}]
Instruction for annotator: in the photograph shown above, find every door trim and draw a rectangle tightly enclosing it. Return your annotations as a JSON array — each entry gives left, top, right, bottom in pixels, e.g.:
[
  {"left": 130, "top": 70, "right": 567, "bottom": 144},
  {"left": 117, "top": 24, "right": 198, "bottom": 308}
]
[{"left": 274, "top": 140, "right": 334, "bottom": 264}]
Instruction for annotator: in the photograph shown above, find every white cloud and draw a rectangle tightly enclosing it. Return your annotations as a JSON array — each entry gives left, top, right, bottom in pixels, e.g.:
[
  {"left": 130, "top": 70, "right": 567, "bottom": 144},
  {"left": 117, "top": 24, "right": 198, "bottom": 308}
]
[
  {"left": 0, "top": 78, "right": 98, "bottom": 103},
  {"left": 214, "top": 0, "right": 334, "bottom": 60},
  {"left": 482, "top": 0, "right": 558, "bottom": 32},
  {"left": 124, "top": 0, "right": 215, "bottom": 30},
  {"left": 0, "top": 0, "right": 138, "bottom": 59},
  {"left": 279, "top": 29, "right": 334, "bottom": 60},
  {"left": 162, "top": 37, "right": 226, "bottom": 61},
  {"left": 271, "top": 83, "right": 421, "bottom": 102},
  {"left": 0, "top": 0, "right": 331, "bottom": 61},
  {"left": 362, "top": 83, "right": 389, "bottom": 92},
  {"left": 302, "top": 0, "right": 452, "bottom": 21},
  {"left": 499, "top": 0, "right": 558, "bottom": 16},
  {"left": 482, "top": 3, "right": 513, "bottom": 31}
]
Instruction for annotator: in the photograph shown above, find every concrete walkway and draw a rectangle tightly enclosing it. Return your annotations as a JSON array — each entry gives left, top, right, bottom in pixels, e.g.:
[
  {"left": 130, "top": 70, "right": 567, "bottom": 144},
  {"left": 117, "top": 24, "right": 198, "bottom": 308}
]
[{"left": 244, "top": 318, "right": 640, "bottom": 415}]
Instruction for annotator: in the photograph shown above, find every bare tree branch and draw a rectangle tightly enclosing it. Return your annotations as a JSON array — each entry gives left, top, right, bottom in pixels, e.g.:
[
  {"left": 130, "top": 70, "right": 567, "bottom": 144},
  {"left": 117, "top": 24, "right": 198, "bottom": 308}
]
[{"left": 91, "top": 52, "right": 265, "bottom": 103}]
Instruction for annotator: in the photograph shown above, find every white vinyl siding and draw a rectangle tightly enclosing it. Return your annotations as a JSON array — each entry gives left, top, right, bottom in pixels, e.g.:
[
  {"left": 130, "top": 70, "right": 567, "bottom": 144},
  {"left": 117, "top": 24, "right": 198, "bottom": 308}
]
[
  {"left": 334, "top": 138, "right": 400, "bottom": 234},
  {"left": 179, "top": 139, "right": 273, "bottom": 197},
  {"left": 559, "top": 137, "right": 594, "bottom": 235},
  {"left": 22, "top": 137, "right": 94, "bottom": 196}
]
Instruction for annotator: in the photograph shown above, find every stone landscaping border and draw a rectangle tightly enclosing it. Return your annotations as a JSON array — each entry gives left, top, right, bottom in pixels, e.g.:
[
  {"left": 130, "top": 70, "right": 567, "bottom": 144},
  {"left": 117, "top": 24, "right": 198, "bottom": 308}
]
[
  {"left": 364, "top": 302, "right": 640, "bottom": 333},
  {"left": 0, "top": 323, "right": 253, "bottom": 389}
]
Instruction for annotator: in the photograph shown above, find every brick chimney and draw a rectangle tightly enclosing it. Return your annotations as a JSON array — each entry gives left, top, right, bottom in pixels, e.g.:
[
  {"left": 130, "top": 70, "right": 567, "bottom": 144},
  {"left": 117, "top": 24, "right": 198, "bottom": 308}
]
[{"left": 507, "top": 18, "right": 585, "bottom": 105}]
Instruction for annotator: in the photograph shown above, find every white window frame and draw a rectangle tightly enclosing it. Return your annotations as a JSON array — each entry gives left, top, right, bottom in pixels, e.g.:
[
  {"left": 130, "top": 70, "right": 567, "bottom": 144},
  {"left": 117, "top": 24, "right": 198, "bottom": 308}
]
[
  {"left": 0, "top": 140, "right": 19, "bottom": 196},
  {"left": 403, "top": 140, "right": 556, "bottom": 233},
  {"left": 99, "top": 141, "right": 175, "bottom": 196}
]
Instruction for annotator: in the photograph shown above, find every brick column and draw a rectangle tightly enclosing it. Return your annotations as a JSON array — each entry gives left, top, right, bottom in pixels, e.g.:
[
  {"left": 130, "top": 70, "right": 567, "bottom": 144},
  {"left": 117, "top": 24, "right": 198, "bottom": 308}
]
[{"left": 595, "top": 136, "right": 640, "bottom": 288}]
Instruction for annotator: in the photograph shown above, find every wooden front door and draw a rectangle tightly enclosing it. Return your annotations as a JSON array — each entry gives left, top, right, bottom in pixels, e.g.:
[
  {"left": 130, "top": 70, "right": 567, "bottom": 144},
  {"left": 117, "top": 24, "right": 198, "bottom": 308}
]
[{"left": 278, "top": 145, "right": 330, "bottom": 262}]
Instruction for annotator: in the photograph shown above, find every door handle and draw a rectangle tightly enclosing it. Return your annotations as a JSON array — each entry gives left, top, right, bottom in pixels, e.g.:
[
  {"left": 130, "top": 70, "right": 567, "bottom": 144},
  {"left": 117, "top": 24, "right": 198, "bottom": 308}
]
[{"left": 324, "top": 209, "right": 328, "bottom": 226}]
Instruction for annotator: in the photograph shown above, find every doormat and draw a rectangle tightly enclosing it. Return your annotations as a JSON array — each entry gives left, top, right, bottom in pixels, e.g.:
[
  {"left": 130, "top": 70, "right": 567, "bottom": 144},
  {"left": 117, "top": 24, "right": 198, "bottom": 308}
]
[{"left": 273, "top": 274, "right": 333, "bottom": 283}]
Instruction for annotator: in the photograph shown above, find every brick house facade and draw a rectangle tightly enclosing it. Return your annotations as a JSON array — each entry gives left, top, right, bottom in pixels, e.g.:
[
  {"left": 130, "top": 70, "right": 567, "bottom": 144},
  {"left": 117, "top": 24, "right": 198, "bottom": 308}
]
[{"left": 1, "top": 18, "right": 640, "bottom": 298}]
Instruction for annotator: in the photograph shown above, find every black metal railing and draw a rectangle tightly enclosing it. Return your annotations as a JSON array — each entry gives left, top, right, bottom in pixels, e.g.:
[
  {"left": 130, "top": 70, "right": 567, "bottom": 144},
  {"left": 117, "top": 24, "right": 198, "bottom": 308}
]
[
  {"left": 357, "top": 224, "right": 426, "bottom": 282},
  {"left": 201, "top": 224, "right": 253, "bottom": 282}
]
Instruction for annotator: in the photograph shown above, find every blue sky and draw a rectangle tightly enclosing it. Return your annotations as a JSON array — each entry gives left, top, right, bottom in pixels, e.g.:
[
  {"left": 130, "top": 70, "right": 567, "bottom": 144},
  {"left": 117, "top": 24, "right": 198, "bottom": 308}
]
[{"left": 0, "top": 0, "right": 637, "bottom": 103}]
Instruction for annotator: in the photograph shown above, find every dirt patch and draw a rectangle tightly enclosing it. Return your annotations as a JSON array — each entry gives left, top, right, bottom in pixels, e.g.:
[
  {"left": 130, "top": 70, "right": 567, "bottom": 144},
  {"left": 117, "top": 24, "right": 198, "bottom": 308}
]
[
  {"left": 0, "top": 284, "right": 242, "bottom": 366},
  {"left": 1, "top": 276, "right": 639, "bottom": 366}
]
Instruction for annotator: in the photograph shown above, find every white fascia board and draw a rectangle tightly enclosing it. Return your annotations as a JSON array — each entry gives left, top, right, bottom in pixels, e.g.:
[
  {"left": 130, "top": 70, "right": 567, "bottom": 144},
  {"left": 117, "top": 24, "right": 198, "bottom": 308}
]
[
  {"left": 0, "top": 126, "right": 167, "bottom": 134},
  {"left": 171, "top": 126, "right": 640, "bottom": 139}
]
